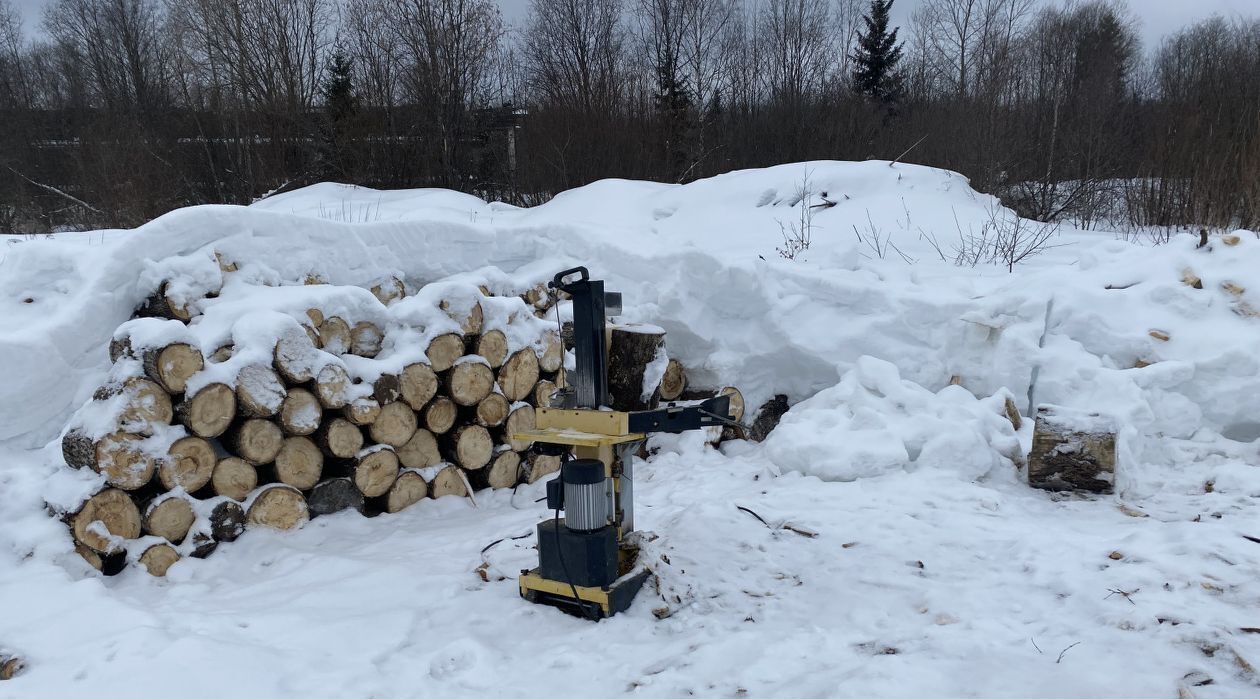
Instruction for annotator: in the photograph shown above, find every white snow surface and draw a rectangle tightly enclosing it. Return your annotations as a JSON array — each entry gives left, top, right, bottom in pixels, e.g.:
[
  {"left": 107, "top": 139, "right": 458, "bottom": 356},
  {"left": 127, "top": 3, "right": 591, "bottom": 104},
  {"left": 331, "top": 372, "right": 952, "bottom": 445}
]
[{"left": 1, "top": 161, "right": 1258, "bottom": 698}]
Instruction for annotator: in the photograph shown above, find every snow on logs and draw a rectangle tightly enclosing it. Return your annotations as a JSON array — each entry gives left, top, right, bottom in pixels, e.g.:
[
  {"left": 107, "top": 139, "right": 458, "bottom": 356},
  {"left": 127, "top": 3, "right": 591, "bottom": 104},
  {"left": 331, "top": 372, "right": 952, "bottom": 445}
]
[{"left": 55, "top": 268, "right": 740, "bottom": 578}]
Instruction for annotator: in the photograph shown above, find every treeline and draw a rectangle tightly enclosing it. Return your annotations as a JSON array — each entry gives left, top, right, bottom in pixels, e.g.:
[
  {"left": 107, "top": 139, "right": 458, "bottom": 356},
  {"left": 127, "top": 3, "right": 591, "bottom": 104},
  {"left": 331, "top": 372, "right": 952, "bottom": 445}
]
[{"left": 0, "top": 0, "right": 1257, "bottom": 232}]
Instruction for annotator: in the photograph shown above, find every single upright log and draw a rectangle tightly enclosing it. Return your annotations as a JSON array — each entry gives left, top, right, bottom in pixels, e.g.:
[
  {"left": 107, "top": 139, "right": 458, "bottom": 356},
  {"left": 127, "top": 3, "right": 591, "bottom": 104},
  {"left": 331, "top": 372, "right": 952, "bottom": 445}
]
[
  {"left": 279, "top": 388, "right": 323, "bottom": 436},
  {"left": 137, "top": 543, "right": 181, "bottom": 577},
  {"left": 229, "top": 419, "right": 284, "bottom": 465},
  {"left": 92, "top": 431, "right": 157, "bottom": 490},
  {"left": 443, "top": 425, "right": 493, "bottom": 471},
  {"left": 353, "top": 448, "right": 399, "bottom": 498},
  {"left": 607, "top": 325, "right": 665, "bottom": 412},
  {"left": 502, "top": 404, "right": 536, "bottom": 452},
  {"left": 475, "top": 329, "right": 509, "bottom": 369},
  {"left": 162, "top": 436, "right": 217, "bottom": 492},
  {"left": 236, "top": 364, "right": 287, "bottom": 418},
  {"left": 426, "top": 333, "right": 465, "bottom": 372},
  {"left": 314, "top": 363, "right": 352, "bottom": 409},
  {"left": 272, "top": 437, "right": 324, "bottom": 490},
  {"left": 446, "top": 360, "right": 495, "bottom": 406},
  {"left": 474, "top": 393, "right": 510, "bottom": 427},
  {"left": 658, "top": 359, "right": 687, "bottom": 401},
  {"left": 246, "top": 485, "right": 310, "bottom": 531},
  {"left": 397, "top": 428, "right": 441, "bottom": 469},
  {"left": 212, "top": 457, "right": 258, "bottom": 501},
  {"left": 308, "top": 478, "right": 365, "bottom": 517},
  {"left": 319, "top": 317, "right": 352, "bottom": 355},
  {"left": 498, "top": 349, "right": 540, "bottom": 402},
  {"left": 176, "top": 383, "right": 235, "bottom": 438},
  {"left": 71, "top": 489, "right": 141, "bottom": 554},
  {"left": 400, "top": 363, "right": 439, "bottom": 410},
  {"left": 317, "top": 417, "right": 364, "bottom": 459},
  {"left": 143, "top": 343, "right": 205, "bottom": 394},
  {"left": 423, "top": 396, "right": 458, "bottom": 435},
  {"left": 369, "top": 401, "right": 418, "bottom": 448},
  {"left": 143, "top": 495, "right": 196, "bottom": 543},
  {"left": 350, "top": 321, "right": 384, "bottom": 358},
  {"left": 1028, "top": 405, "right": 1117, "bottom": 494}
]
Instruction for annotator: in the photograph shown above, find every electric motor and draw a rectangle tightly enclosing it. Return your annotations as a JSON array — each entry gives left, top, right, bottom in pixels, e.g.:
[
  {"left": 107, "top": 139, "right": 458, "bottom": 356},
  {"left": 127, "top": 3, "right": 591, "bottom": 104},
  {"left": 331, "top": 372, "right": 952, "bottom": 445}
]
[{"left": 562, "top": 459, "right": 609, "bottom": 532}]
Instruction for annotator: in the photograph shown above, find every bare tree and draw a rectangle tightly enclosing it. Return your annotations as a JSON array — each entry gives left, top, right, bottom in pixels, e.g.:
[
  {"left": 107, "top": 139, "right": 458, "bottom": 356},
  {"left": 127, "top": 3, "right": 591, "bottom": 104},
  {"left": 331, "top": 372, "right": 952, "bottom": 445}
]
[{"left": 524, "top": 0, "right": 625, "bottom": 115}]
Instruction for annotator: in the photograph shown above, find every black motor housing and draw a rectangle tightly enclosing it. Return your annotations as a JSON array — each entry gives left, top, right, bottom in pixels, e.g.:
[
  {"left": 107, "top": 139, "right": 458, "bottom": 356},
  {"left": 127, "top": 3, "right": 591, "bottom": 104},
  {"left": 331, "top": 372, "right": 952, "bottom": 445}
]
[{"left": 537, "top": 519, "right": 618, "bottom": 588}]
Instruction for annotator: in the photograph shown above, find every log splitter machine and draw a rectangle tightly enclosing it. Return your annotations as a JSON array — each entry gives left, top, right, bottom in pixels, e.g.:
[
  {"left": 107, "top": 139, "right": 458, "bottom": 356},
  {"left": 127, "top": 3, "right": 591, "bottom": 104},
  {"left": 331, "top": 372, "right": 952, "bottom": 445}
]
[{"left": 513, "top": 267, "right": 734, "bottom": 619}]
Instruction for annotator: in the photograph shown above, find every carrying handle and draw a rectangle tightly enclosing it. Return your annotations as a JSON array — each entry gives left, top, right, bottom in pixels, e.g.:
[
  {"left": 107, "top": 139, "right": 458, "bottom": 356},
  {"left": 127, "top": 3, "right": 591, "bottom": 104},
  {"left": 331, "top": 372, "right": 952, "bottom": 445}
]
[{"left": 550, "top": 266, "right": 589, "bottom": 290}]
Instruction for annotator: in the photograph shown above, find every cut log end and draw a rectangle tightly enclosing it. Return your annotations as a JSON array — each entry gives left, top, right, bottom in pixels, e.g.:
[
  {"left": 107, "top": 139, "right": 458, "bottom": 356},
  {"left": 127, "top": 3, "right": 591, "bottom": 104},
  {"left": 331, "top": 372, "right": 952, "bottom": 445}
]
[
  {"left": 397, "top": 428, "right": 441, "bottom": 469},
  {"left": 143, "top": 342, "right": 205, "bottom": 394},
  {"left": 400, "top": 362, "right": 439, "bottom": 410},
  {"left": 319, "top": 317, "right": 352, "bottom": 355},
  {"left": 427, "top": 464, "right": 467, "bottom": 499},
  {"left": 247, "top": 486, "right": 310, "bottom": 531},
  {"left": 318, "top": 417, "right": 365, "bottom": 459},
  {"left": 212, "top": 457, "right": 258, "bottom": 501},
  {"left": 72, "top": 489, "right": 141, "bottom": 554},
  {"left": 446, "top": 425, "right": 493, "bottom": 470},
  {"left": 315, "top": 363, "right": 352, "bottom": 409},
  {"left": 447, "top": 360, "right": 495, "bottom": 406},
  {"left": 426, "top": 333, "right": 465, "bottom": 372},
  {"left": 279, "top": 388, "right": 323, "bottom": 436},
  {"left": 231, "top": 419, "right": 284, "bottom": 466},
  {"left": 354, "top": 449, "right": 400, "bottom": 498},
  {"left": 423, "top": 397, "right": 458, "bottom": 435},
  {"left": 93, "top": 431, "right": 157, "bottom": 490},
  {"left": 475, "top": 393, "right": 510, "bottom": 427},
  {"left": 503, "top": 404, "right": 536, "bottom": 451},
  {"left": 350, "top": 321, "right": 384, "bottom": 358},
  {"left": 274, "top": 437, "right": 325, "bottom": 490},
  {"left": 161, "top": 436, "right": 217, "bottom": 492},
  {"left": 384, "top": 470, "right": 429, "bottom": 513},
  {"left": 138, "top": 543, "right": 181, "bottom": 577},
  {"left": 236, "top": 364, "right": 287, "bottom": 418},
  {"left": 369, "top": 401, "right": 418, "bottom": 448},
  {"left": 498, "top": 349, "right": 540, "bottom": 402},
  {"left": 143, "top": 496, "right": 196, "bottom": 543},
  {"left": 344, "top": 398, "right": 382, "bottom": 427},
  {"left": 178, "top": 383, "right": 236, "bottom": 438},
  {"left": 476, "top": 329, "right": 509, "bottom": 369},
  {"left": 658, "top": 359, "right": 687, "bottom": 401}
]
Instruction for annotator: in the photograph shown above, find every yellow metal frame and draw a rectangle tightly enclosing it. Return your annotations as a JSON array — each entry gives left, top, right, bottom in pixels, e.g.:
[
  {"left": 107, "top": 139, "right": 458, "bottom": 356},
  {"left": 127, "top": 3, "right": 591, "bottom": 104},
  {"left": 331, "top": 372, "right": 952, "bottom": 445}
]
[{"left": 518, "top": 571, "right": 612, "bottom": 615}]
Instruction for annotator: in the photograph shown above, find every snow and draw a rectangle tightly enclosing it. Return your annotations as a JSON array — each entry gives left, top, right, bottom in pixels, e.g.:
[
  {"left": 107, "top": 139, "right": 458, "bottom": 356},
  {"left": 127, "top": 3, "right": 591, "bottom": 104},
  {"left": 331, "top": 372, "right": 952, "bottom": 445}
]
[{"left": 1, "top": 161, "right": 1259, "bottom": 698}]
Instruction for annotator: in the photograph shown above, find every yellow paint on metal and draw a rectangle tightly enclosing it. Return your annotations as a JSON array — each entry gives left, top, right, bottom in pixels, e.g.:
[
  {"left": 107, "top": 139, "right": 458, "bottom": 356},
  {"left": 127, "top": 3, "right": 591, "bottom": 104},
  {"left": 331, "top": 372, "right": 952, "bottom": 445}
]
[
  {"left": 536, "top": 408, "right": 632, "bottom": 435},
  {"left": 519, "top": 571, "right": 611, "bottom": 614},
  {"left": 511, "top": 428, "right": 644, "bottom": 449}
]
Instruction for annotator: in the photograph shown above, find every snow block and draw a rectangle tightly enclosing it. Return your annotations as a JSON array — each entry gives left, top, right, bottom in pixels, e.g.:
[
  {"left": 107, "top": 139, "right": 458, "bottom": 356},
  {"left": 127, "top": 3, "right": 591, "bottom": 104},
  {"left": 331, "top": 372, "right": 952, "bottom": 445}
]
[{"left": 1027, "top": 405, "right": 1117, "bottom": 494}]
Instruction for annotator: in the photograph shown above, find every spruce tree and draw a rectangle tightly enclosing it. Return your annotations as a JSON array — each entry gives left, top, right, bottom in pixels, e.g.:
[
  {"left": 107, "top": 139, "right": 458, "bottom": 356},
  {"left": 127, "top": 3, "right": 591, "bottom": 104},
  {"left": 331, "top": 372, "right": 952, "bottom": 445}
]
[
  {"left": 851, "top": 0, "right": 904, "bottom": 103},
  {"left": 319, "top": 50, "right": 357, "bottom": 179}
]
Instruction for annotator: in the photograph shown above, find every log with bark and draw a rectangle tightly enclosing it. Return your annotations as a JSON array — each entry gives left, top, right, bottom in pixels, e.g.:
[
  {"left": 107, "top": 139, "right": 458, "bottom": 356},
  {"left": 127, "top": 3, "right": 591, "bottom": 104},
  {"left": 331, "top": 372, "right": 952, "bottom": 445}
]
[
  {"left": 426, "top": 333, "right": 465, "bottom": 372},
  {"left": 446, "top": 360, "right": 495, "bottom": 406},
  {"left": 176, "top": 383, "right": 235, "bottom": 438},
  {"left": 137, "top": 543, "right": 181, "bottom": 577},
  {"left": 0, "top": 654, "right": 24, "bottom": 681},
  {"left": 71, "top": 489, "right": 141, "bottom": 554},
  {"left": 270, "top": 437, "right": 324, "bottom": 490},
  {"left": 211, "top": 457, "right": 258, "bottom": 501},
  {"left": 95, "top": 377, "right": 173, "bottom": 434},
  {"left": 142, "top": 494, "right": 196, "bottom": 543},
  {"left": 308, "top": 477, "right": 365, "bottom": 517},
  {"left": 423, "top": 396, "right": 458, "bottom": 435},
  {"left": 228, "top": 419, "right": 284, "bottom": 465},
  {"left": 368, "top": 401, "right": 418, "bottom": 448},
  {"left": 373, "top": 373, "right": 402, "bottom": 405},
  {"left": 136, "top": 281, "right": 196, "bottom": 322},
  {"left": 143, "top": 342, "right": 204, "bottom": 394},
  {"left": 235, "top": 364, "right": 287, "bottom": 418},
  {"left": 607, "top": 325, "right": 665, "bottom": 411},
  {"left": 161, "top": 436, "right": 217, "bottom": 491},
  {"left": 279, "top": 388, "right": 323, "bottom": 436},
  {"left": 399, "top": 362, "right": 439, "bottom": 410},
  {"left": 498, "top": 349, "right": 539, "bottom": 402},
  {"left": 246, "top": 485, "right": 310, "bottom": 530},
  {"left": 317, "top": 417, "right": 364, "bottom": 459},
  {"left": 658, "top": 359, "right": 687, "bottom": 401}
]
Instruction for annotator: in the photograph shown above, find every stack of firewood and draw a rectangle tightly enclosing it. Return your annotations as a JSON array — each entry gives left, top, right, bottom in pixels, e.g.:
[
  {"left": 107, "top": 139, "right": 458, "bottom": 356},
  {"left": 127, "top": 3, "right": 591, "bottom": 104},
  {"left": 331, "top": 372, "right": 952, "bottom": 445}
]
[{"left": 55, "top": 259, "right": 742, "bottom": 578}]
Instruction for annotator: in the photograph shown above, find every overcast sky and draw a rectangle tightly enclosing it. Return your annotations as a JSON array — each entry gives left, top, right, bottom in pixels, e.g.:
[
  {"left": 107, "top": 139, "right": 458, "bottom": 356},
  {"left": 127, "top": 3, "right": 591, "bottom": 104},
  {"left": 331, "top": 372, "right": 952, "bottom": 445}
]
[{"left": 8, "top": 0, "right": 1259, "bottom": 46}]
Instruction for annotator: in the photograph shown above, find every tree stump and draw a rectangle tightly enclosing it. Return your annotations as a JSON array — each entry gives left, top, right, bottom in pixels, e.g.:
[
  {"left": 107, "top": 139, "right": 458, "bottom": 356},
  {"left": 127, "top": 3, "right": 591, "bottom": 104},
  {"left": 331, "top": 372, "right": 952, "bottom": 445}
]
[
  {"left": 1027, "top": 405, "right": 1118, "bottom": 494},
  {"left": 607, "top": 325, "right": 666, "bottom": 411}
]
